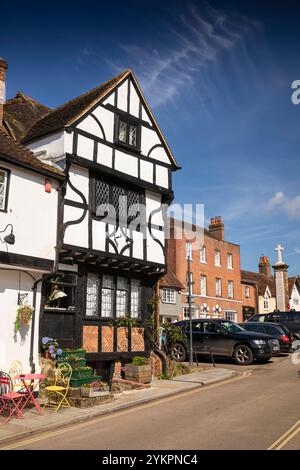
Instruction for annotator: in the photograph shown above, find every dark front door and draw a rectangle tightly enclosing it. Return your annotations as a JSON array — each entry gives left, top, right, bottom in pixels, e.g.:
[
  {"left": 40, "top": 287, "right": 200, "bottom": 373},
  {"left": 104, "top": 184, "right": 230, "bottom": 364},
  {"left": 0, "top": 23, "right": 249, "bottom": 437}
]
[{"left": 40, "top": 310, "right": 76, "bottom": 350}]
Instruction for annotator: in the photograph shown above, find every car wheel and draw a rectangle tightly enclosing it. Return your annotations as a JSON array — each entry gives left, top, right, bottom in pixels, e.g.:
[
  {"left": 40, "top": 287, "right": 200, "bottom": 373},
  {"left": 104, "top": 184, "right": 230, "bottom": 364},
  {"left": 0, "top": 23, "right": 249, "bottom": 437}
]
[
  {"left": 234, "top": 344, "right": 254, "bottom": 365},
  {"left": 171, "top": 343, "right": 187, "bottom": 362},
  {"left": 292, "top": 333, "right": 300, "bottom": 341}
]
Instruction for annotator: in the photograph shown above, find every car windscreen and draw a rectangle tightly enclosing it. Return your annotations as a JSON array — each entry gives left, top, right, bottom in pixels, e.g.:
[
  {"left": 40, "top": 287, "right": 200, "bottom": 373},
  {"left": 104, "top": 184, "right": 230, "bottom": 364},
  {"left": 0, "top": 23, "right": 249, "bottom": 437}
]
[{"left": 221, "top": 322, "right": 245, "bottom": 333}]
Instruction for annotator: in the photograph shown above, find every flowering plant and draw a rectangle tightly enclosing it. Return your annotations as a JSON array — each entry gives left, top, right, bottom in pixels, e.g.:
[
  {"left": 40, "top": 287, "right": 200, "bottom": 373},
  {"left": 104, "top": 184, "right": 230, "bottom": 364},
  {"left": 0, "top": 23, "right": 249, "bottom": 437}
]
[{"left": 41, "top": 337, "right": 63, "bottom": 360}]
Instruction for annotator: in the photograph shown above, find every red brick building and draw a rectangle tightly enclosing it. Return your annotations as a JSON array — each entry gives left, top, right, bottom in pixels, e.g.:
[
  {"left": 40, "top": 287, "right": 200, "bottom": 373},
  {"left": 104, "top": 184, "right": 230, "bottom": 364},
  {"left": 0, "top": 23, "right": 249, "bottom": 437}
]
[{"left": 168, "top": 217, "right": 243, "bottom": 323}]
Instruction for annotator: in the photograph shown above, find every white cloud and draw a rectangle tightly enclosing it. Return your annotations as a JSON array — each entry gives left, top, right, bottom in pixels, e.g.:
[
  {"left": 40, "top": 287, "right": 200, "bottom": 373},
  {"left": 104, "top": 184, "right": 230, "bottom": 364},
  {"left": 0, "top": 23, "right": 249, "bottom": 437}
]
[
  {"left": 267, "top": 191, "right": 300, "bottom": 219},
  {"left": 107, "top": 2, "right": 261, "bottom": 108}
]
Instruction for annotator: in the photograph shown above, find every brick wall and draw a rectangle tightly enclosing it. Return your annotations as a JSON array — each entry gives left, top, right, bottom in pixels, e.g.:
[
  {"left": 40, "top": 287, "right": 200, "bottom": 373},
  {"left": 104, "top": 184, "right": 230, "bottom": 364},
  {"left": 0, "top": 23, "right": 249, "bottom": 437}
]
[{"left": 168, "top": 221, "right": 243, "bottom": 323}]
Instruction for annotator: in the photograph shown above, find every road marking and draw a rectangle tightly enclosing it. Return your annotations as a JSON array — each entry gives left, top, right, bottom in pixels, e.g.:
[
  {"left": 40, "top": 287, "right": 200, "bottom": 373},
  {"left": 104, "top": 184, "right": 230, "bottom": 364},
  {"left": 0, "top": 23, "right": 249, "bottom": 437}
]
[
  {"left": 268, "top": 420, "right": 300, "bottom": 450},
  {"left": 1, "top": 372, "right": 250, "bottom": 450}
]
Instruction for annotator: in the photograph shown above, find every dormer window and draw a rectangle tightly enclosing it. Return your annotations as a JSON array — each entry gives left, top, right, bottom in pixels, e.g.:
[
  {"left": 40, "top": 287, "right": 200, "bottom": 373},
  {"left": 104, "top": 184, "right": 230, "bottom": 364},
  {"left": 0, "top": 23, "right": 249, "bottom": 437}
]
[{"left": 115, "top": 116, "right": 140, "bottom": 150}]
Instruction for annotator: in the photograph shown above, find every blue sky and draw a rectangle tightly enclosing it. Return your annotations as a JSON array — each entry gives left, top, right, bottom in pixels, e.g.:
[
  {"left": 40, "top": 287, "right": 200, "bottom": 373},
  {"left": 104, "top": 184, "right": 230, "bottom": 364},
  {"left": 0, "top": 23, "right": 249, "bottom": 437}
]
[{"left": 1, "top": 0, "right": 300, "bottom": 274}]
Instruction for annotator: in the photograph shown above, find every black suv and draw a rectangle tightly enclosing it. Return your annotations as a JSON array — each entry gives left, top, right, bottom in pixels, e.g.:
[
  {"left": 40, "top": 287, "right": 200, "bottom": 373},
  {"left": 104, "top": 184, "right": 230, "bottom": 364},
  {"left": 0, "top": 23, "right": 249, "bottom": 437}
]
[
  {"left": 247, "top": 312, "right": 300, "bottom": 339},
  {"left": 171, "top": 319, "right": 280, "bottom": 365}
]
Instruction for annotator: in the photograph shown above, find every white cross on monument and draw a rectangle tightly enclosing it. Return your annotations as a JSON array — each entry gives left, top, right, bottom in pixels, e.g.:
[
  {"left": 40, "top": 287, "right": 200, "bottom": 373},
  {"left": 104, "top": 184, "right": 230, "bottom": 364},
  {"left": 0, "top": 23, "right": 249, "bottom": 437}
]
[{"left": 275, "top": 244, "right": 284, "bottom": 264}]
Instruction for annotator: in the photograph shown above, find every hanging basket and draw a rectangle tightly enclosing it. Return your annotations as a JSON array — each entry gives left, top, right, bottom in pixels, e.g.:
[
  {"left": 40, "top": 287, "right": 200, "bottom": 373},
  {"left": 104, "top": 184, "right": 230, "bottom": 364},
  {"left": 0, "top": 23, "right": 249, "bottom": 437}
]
[{"left": 15, "top": 305, "right": 34, "bottom": 333}]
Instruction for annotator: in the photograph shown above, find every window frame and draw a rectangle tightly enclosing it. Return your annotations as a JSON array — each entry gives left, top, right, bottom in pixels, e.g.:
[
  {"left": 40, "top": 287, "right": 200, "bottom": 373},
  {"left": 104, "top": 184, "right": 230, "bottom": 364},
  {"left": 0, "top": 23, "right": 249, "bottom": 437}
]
[
  {"left": 114, "top": 114, "right": 141, "bottom": 152},
  {"left": 228, "top": 280, "right": 234, "bottom": 299},
  {"left": 161, "top": 288, "right": 176, "bottom": 304},
  {"left": 227, "top": 253, "right": 233, "bottom": 269},
  {"left": 200, "top": 275, "right": 207, "bottom": 296},
  {"left": 224, "top": 311, "right": 237, "bottom": 322},
  {"left": 214, "top": 250, "right": 221, "bottom": 267},
  {"left": 185, "top": 242, "right": 193, "bottom": 260},
  {"left": 0, "top": 167, "right": 11, "bottom": 213},
  {"left": 200, "top": 246, "right": 206, "bottom": 263},
  {"left": 84, "top": 273, "right": 142, "bottom": 319},
  {"left": 216, "top": 278, "right": 222, "bottom": 297},
  {"left": 245, "top": 286, "right": 250, "bottom": 300}
]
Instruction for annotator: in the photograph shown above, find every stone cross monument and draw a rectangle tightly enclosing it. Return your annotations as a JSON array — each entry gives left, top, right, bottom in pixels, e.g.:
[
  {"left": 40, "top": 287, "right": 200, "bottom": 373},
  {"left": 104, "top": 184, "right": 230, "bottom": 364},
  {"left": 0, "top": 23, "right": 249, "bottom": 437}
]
[{"left": 272, "top": 244, "right": 289, "bottom": 311}]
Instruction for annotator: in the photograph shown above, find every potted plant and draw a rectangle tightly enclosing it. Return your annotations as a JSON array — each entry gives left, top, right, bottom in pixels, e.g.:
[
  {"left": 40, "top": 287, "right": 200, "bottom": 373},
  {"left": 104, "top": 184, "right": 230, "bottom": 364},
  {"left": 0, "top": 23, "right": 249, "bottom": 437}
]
[
  {"left": 81, "top": 380, "right": 110, "bottom": 397},
  {"left": 15, "top": 304, "right": 34, "bottom": 333},
  {"left": 125, "top": 356, "right": 152, "bottom": 383},
  {"left": 41, "top": 337, "right": 63, "bottom": 360},
  {"left": 71, "top": 365, "right": 93, "bottom": 379}
]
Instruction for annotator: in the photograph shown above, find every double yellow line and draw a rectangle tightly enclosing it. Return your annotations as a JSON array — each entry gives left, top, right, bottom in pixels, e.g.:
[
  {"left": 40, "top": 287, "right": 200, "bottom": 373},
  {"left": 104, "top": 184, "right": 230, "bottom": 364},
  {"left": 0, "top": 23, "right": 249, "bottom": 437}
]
[{"left": 268, "top": 420, "right": 300, "bottom": 450}]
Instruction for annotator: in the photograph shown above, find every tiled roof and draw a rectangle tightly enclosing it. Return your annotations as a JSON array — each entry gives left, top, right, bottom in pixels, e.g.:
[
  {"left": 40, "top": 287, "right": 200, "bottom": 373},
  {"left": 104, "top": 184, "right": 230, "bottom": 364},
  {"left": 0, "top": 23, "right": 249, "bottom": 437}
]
[
  {"left": 0, "top": 128, "right": 64, "bottom": 177},
  {"left": 241, "top": 270, "right": 276, "bottom": 297},
  {"left": 160, "top": 269, "right": 183, "bottom": 290},
  {"left": 3, "top": 92, "right": 50, "bottom": 141},
  {"left": 22, "top": 70, "right": 130, "bottom": 143}
]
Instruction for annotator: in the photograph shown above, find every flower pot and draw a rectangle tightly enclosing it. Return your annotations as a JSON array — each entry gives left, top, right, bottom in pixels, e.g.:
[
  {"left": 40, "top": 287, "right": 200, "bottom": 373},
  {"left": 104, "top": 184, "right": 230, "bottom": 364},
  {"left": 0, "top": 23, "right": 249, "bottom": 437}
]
[
  {"left": 71, "top": 368, "right": 93, "bottom": 380},
  {"left": 125, "top": 364, "right": 152, "bottom": 383}
]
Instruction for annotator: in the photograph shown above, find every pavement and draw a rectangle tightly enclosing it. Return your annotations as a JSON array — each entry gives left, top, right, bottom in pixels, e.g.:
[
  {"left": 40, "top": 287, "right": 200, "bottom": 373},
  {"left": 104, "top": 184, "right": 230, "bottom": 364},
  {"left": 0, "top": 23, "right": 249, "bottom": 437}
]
[{"left": 0, "top": 365, "right": 237, "bottom": 448}]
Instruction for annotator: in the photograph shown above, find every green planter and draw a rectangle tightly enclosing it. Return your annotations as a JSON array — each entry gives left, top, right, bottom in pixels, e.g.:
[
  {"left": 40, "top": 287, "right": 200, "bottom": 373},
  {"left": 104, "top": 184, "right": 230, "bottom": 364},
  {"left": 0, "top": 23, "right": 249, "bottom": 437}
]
[
  {"left": 60, "top": 349, "right": 86, "bottom": 359},
  {"left": 70, "top": 375, "right": 102, "bottom": 388},
  {"left": 71, "top": 368, "right": 93, "bottom": 380}
]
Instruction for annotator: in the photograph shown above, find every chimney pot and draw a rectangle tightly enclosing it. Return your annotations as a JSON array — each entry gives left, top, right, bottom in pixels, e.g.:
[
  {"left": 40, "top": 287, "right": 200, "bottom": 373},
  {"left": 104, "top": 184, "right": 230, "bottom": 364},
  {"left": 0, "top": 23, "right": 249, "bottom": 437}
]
[{"left": 209, "top": 215, "right": 224, "bottom": 240}]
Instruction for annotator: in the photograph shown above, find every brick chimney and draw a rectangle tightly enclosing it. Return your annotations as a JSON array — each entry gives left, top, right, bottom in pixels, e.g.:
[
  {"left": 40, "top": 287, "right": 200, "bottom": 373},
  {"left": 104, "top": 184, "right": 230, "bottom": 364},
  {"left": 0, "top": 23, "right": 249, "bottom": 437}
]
[
  {"left": 208, "top": 216, "right": 224, "bottom": 240},
  {"left": 0, "top": 58, "right": 8, "bottom": 127},
  {"left": 258, "top": 255, "right": 272, "bottom": 277}
]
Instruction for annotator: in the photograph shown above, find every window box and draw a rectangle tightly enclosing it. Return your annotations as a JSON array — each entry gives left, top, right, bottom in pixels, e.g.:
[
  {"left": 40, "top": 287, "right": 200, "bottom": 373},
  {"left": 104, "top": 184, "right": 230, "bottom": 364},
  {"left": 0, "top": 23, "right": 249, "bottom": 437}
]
[
  {"left": 71, "top": 367, "right": 94, "bottom": 380},
  {"left": 125, "top": 364, "right": 152, "bottom": 384}
]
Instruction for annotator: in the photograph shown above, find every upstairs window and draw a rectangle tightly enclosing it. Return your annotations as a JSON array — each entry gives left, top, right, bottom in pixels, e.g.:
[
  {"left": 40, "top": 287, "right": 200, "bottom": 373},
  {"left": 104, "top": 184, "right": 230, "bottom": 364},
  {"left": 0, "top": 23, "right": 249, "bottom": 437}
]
[
  {"left": 245, "top": 286, "right": 250, "bottom": 299},
  {"left": 215, "top": 250, "right": 221, "bottom": 267},
  {"left": 227, "top": 253, "right": 233, "bottom": 269},
  {"left": 216, "top": 278, "right": 222, "bottom": 297},
  {"left": 0, "top": 169, "right": 10, "bottom": 212},
  {"left": 186, "top": 242, "right": 193, "bottom": 260},
  {"left": 161, "top": 288, "right": 176, "bottom": 304},
  {"left": 116, "top": 116, "right": 140, "bottom": 150},
  {"left": 228, "top": 280, "right": 234, "bottom": 299},
  {"left": 200, "top": 246, "right": 206, "bottom": 263}
]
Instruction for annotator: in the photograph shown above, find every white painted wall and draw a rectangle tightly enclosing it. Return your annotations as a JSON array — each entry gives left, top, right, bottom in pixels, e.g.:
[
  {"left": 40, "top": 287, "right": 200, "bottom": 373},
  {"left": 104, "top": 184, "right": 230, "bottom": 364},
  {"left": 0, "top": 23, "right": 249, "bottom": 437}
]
[
  {"left": 0, "top": 269, "right": 42, "bottom": 373},
  {"left": 92, "top": 106, "right": 114, "bottom": 142},
  {"left": 117, "top": 79, "right": 128, "bottom": 112},
  {"left": 290, "top": 284, "right": 300, "bottom": 309},
  {"left": 0, "top": 163, "right": 58, "bottom": 260},
  {"left": 115, "top": 150, "right": 138, "bottom": 178},
  {"left": 97, "top": 143, "right": 113, "bottom": 167},
  {"left": 155, "top": 165, "right": 169, "bottom": 188},
  {"left": 77, "top": 134, "right": 94, "bottom": 161},
  {"left": 63, "top": 205, "right": 89, "bottom": 248},
  {"left": 66, "top": 164, "right": 89, "bottom": 204},
  {"left": 27, "top": 131, "right": 65, "bottom": 160},
  {"left": 129, "top": 81, "right": 140, "bottom": 118}
]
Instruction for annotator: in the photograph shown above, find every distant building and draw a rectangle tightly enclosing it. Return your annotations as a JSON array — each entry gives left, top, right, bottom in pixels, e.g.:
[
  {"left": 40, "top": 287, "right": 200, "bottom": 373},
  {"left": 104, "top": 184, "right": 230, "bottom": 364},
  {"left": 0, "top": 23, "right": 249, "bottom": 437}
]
[
  {"left": 159, "top": 269, "right": 183, "bottom": 323},
  {"left": 168, "top": 217, "right": 243, "bottom": 323}
]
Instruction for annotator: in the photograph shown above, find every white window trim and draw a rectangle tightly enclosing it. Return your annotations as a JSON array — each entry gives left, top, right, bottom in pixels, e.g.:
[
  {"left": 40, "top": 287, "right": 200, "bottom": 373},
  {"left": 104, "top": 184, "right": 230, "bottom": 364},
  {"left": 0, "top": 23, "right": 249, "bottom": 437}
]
[
  {"left": 200, "top": 246, "right": 206, "bottom": 264},
  {"left": 227, "top": 253, "right": 233, "bottom": 270},
  {"left": 186, "top": 242, "right": 193, "bottom": 261},
  {"left": 216, "top": 278, "right": 222, "bottom": 297},
  {"left": 0, "top": 169, "right": 9, "bottom": 211},
  {"left": 214, "top": 250, "right": 221, "bottom": 267},
  {"left": 200, "top": 275, "right": 207, "bottom": 296},
  {"left": 161, "top": 288, "right": 176, "bottom": 304},
  {"left": 228, "top": 281, "right": 234, "bottom": 299}
]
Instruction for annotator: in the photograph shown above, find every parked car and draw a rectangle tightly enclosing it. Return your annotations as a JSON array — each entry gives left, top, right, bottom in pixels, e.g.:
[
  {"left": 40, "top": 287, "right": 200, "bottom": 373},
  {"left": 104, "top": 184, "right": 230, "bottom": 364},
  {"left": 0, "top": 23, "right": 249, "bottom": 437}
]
[
  {"left": 247, "top": 312, "right": 300, "bottom": 339},
  {"left": 170, "top": 319, "right": 280, "bottom": 366},
  {"left": 240, "top": 322, "right": 292, "bottom": 353}
]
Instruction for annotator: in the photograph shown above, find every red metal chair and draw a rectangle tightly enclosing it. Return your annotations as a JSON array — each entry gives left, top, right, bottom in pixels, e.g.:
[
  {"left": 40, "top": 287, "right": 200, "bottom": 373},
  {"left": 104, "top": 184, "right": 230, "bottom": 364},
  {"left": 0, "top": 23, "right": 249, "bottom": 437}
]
[{"left": 0, "top": 371, "right": 25, "bottom": 422}]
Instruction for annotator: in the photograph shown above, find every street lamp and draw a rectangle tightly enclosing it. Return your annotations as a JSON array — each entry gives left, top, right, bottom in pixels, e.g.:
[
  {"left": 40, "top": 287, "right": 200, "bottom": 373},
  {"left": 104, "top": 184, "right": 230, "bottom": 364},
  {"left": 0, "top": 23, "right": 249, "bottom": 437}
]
[
  {"left": 0, "top": 223, "right": 15, "bottom": 245},
  {"left": 187, "top": 252, "right": 193, "bottom": 366}
]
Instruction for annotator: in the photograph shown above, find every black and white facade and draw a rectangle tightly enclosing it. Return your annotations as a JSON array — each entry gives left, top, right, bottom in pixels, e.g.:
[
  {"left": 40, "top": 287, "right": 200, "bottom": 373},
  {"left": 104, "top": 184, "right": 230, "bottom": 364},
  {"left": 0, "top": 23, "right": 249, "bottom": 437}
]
[{"left": 25, "top": 70, "right": 179, "bottom": 365}]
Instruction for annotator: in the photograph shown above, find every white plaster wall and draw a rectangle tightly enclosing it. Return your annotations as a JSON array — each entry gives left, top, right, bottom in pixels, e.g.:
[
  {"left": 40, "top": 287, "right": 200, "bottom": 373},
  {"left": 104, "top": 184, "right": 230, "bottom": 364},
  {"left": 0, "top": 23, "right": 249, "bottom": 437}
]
[
  {"left": 0, "top": 163, "right": 58, "bottom": 260},
  {"left": 92, "top": 220, "right": 106, "bottom": 252},
  {"left": 258, "top": 295, "right": 276, "bottom": 314},
  {"left": 150, "top": 146, "right": 170, "bottom": 165},
  {"left": 65, "top": 164, "right": 89, "bottom": 204},
  {"left": 0, "top": 269, "right": 42, "bottom": 373},
  {"left": 63, "top": 205, "right": 89, "bottom": 248},
  {"left": 117, "top": 80, "right": 128, "bottom": 112},
  {"left": 290, "top": 285, "right": 300, "bottom": 309},
  {"left": 77, "top": 114, "right": 104, "bottom": 139},
  {"left": 27, "top": 131, "right": 65, "bottom": 160},
  {"left": 141, "top": 127, "right": 170, "bottom": 165},
  {"left": 155, "top": 165, "right": 169, "bottom": 188},
  {"left": 115, "top": 150, "right": 138, "bottom": 177},
  {"left": 102, "top": 92, "right": 115, "bottom": 106},
  {"left": 140, "top": 160, "right": 153, "bottom": 183},
  {"left": 92, "top": 106, "right": 114, "bottom": 142},
  {"left": 132, "top": 231, "right": 144, "bottom": 259},
  {"left": 129, "top": 81, "right": 140, "bottom": 118},
  {"left": 141, "top": 106, "right": 152, "bottom": 125},
  {"left": 97, "top": 143, "right": 113, "bottom": 168},
  {"left": 146, "top": 190, "right": 164, "bottom": 226},
  {"left": 77, "top": 134, "right": 94, "bottom": 160},
  {"left": 146, "top": 227, "right": 165, "bottom": 264}
]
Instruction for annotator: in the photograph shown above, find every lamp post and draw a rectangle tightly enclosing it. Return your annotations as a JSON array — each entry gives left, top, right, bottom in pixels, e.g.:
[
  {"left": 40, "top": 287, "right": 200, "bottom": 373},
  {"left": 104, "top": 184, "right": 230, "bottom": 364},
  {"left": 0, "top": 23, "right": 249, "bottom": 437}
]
[{"left": 187, "top": 253, "right": 193, "bottom": 366}]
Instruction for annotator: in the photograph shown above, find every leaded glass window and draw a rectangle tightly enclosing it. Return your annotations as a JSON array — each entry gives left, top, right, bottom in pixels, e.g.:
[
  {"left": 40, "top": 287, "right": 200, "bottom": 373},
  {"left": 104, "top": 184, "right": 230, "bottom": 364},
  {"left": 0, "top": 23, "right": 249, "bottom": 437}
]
[
  {"left": 129, "top": 124, "right": 137, "bottom": 146},
  {"left": 0, "top": 170, "right": 8, "bottom": 211},
  {"left": 116, "top": 276, "right": 128, "bottom": 318},
  {"left": 131, "top": 279, "right": 141, "bottom": 318},
  {"left": 118, "top": 120, "right": 127, "bottom": 143},
  {"left": 95, "top": 180, "right": 109, "bottom": 217},
  {"left": 101, "top": 275, "right": 114, "bottom": 317},
  {"left": 86, "top": 274, "right": 99, "bottom": 317},
  {"left": 112, "top": 185, "right": 126, "bottom": 220},
  {"left": 116, "top": 117, "right": 139, "bottom": 149}
]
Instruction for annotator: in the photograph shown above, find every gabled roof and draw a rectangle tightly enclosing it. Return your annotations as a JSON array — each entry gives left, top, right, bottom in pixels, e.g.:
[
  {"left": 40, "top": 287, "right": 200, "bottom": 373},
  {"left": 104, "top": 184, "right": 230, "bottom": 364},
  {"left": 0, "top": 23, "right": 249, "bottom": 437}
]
[
  {"left": 288, "top": 276, "right": 300, "bottom": 297},
  {"left": 0, "top": 129, "right": 64, "bottom": 178},
  {"left": 241, "top": 270, "right": 276, "bottom": 297},
  {"left": 3, "top": 92, "right": 50, "bottom": 141},
  {"left": 21, "top": 69, "right": 178, "bottom": 168},
  {"left": 160, "top": 268, "right": 183, "bottom": 290}
]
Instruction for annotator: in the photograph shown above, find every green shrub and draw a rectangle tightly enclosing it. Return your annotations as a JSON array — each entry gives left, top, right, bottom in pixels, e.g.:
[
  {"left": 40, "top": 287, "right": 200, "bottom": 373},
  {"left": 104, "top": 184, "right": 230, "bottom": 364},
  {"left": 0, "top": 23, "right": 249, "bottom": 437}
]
[{"left": 131, "top": 356, "right": 149, "bottom": 366}]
